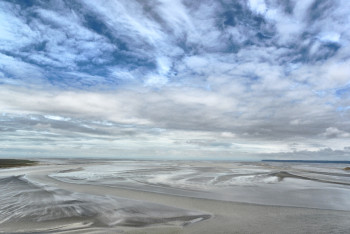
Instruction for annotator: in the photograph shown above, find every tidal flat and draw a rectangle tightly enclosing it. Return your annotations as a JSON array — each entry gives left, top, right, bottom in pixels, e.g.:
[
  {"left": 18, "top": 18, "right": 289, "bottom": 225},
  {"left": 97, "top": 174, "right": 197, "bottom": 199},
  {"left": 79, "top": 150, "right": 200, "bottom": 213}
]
[{"left": 1, "top": 159, "right": 350, "bottom": 233}]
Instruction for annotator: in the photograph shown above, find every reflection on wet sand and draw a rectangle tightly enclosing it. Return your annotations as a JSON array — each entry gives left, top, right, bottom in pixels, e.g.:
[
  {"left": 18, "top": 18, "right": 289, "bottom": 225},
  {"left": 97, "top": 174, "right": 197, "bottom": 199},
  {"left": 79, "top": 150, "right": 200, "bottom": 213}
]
[{"left": 1, "top": 159, "right": 350, "bottom": 233}]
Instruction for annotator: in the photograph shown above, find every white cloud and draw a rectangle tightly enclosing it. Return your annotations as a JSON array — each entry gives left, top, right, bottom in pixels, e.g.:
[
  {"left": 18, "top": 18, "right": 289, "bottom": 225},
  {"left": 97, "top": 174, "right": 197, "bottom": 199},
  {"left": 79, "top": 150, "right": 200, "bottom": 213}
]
[
  {"left": 109, "top": 68, "right": 135, "bottom": 81},
  {"left": 44, "top": 115, "right": 71, "bottom": 121},
  {"left": 145, "top": 75, "right": 169, "bottom": 87},
  {"left": 0, "top": 2, "right": 39, "bottom": 50},
  {"left": 156, "top": 56, "right": 172, "bottom": 75},
  {"left": 0, "top": 1, "right": 116, "bottom": 72},
  {"left": 0, "top": 53, "right": 45, "bottom": 82},
  {"left": 321, "top": 127, "right": 350, "bottom": 138},
  {"left": 248, "top": 0, "right": 267, "bottom": 15},
  {"left": 318, "top": 32, "right": 341, "bottom": 43}
]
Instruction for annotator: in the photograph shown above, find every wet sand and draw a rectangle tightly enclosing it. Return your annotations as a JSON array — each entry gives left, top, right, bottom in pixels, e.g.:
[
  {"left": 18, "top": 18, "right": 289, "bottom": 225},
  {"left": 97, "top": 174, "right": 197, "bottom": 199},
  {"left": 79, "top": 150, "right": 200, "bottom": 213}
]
[{"left": 1, "top": 161, "right": 350, "bottom": 233}]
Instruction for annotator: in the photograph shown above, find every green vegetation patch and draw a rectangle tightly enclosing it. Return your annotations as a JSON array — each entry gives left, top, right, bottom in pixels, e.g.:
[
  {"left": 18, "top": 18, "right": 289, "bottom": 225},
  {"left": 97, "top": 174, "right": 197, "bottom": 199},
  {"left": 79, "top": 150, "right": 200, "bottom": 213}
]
[{"left": 0, "top": 159, "right": 38, "bottom": 168}]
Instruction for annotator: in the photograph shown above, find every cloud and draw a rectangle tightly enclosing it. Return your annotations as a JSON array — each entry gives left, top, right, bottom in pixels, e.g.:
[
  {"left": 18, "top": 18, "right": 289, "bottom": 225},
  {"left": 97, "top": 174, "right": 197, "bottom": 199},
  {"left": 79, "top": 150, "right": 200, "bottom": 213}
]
[
  {"left": 0, "top": 53, "right": 45, "bottom": 84},
  {"left": 321, "top": 127, "right": 350, "bottom": 138},
  {"left": 260, "top": 147, "right": 350, "bottom": 160},
  {"left": 0, "top": 1, "right": 39, "bottom": 50},
  {"left": 0, "top": 0, "right": 350, "bottom": 159},
  {"left": 248, "top": 0, "right": 267, "bottom": 15},
  {"left": 0, "top": 82, "right": 349, "bottom": 158}
]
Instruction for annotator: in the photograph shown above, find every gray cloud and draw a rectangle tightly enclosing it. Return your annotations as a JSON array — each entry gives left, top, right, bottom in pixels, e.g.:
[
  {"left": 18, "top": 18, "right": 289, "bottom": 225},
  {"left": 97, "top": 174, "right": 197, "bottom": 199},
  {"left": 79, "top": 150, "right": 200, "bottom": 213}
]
[{"left": 259, "top": 147, "right": 350, "bottom": 160}]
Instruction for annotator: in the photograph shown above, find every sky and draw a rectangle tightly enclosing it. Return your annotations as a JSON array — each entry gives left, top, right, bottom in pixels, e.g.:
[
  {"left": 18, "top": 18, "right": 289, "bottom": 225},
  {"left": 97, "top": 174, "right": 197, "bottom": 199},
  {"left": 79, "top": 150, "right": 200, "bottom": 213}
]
[{"left": 0, "top": 0, "right": 350, "bottom": 160}]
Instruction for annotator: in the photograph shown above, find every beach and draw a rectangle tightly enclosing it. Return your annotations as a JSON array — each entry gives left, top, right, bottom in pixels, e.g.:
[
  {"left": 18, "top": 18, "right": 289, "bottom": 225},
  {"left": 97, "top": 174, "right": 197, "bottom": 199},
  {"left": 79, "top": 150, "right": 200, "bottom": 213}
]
[{"left": 1, "top": 159, "right": 350, "bottom": 233}]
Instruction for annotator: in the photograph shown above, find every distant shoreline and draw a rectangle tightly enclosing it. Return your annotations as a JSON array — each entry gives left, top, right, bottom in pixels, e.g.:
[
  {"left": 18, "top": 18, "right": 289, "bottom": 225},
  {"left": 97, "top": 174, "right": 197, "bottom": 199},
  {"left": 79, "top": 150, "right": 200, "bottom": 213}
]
[
  {"left": 262, "top": 160, "right": 350, "bottom": 164},
  {"left": 0, "top": 159, "right": 37, "bottom": 168}
]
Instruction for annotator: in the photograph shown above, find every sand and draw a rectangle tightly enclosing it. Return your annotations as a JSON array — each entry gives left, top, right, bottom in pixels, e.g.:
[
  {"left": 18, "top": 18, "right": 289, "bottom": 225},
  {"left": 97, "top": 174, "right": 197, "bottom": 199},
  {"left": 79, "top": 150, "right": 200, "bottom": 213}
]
[{"left": 1, "top": 161, "right": 350, "bottom": 233}]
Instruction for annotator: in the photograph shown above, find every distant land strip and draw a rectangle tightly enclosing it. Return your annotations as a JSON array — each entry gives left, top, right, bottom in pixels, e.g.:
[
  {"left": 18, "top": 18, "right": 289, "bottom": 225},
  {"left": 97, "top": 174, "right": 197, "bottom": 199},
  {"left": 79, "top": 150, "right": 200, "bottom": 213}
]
[
  {"left": 0, "top": 159, "right": 37, "bottom": 168},
  {"left": 262, "top": 160, "right": 350, "bottom": 164}
]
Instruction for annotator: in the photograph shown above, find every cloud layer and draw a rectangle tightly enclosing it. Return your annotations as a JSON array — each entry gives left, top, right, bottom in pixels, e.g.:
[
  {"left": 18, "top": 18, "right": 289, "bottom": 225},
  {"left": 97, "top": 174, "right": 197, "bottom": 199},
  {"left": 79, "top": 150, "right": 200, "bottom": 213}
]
[{"left": 0, "top": 0, "right": 350, "bottom": 159}]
